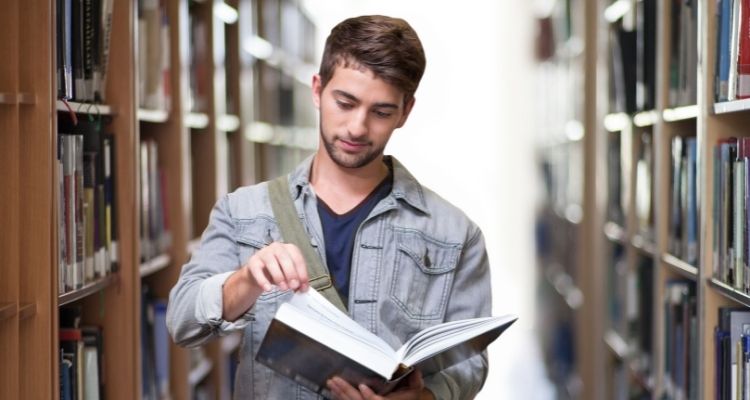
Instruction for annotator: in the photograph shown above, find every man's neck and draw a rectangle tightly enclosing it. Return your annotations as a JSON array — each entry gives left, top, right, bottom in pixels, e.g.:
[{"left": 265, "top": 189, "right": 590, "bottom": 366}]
[{"left": 310, "top": 152, "right": 389, "bottom": 214}]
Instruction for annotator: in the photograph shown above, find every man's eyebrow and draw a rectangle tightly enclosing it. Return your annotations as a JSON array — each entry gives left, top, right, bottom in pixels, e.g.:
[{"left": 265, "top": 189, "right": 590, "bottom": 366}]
[
  {"left": 332, "top": 90, "right": 400, "bottom": 109},
  {"left": 332, "top": 90, "right": 359, "bottom": 102}
]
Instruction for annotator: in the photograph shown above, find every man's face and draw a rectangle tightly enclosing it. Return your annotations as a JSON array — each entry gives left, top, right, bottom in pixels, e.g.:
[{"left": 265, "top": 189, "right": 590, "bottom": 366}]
[{"left": 312, "top": 66, "right": 414, "bottom": 169}]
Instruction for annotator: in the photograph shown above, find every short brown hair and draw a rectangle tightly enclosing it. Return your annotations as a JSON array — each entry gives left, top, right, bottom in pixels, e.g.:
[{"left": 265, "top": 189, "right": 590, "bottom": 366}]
[{"left": 318, "top": 15, "right": 426, "bottom": 102}]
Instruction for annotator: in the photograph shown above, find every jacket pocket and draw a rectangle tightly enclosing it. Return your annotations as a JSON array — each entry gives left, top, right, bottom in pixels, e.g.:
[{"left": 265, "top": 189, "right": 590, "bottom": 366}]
[
  {"left": 389, "top": 228, "right": 460, "bottom": 320},
  {"left": 234, "top": 216, "right": 288, "bottom": 302}
]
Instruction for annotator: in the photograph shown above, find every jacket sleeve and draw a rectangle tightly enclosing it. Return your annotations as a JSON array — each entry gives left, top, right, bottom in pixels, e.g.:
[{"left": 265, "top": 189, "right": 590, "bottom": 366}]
[
  {"left": 423, "top": 226, "right": 492, "bottom": 399},
  {"left": 166, "top": 195, "right": 255, "bottom": 348}
]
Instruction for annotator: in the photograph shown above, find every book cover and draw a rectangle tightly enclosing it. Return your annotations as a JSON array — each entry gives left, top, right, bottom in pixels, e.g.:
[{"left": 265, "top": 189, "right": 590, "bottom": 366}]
[{"left": 255, "top": 289, "right": 516, "bottom": 397}]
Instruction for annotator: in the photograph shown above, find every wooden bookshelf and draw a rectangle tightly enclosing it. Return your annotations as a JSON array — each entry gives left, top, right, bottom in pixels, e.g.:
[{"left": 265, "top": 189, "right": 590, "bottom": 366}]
[
  {"left": 0, "top": 0, "right": 316, "bottom": 399},
  {"left": 536, "top": 0, "right": 733, "bottom": 398}
]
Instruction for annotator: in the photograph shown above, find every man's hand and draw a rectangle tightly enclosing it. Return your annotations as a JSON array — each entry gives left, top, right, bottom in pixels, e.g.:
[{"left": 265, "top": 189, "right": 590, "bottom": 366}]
[
  {"left": 244, "top": 242, "right": 310, "bottom": 292},
  {"left": 326, "top": 370, "right": 435, "bottom": 400},
  {"left": 222, "top": 242, "right": 309, "bottom": 321}
]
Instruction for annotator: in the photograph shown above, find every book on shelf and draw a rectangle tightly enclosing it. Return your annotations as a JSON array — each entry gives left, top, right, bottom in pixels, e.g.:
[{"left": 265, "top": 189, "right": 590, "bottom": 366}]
[
  {"left": 663, "top": 280, "right": 697, "bottom": 399},
  {"left": 137, "top": 0, "right": 171, "bottom": 110},
  {"left": 256, "top": 289, "right": 517, "bottom": 396},
  {"left": 59, "top": 307, "right": 105, "bottom": 400},
  {"left": 58, "top": 117, "right": 118, "bottom": 294},
  {"left": 715, "top": 0, "right": 750, "bottom": 101},
  {"left": 716, "top": 307, "right": 750, "bottom": 399},
  {"left": 670, "top": 136, "right": 699, "bottom": 265},
  {"left": 56, "top": 0, "right": 114, "bottom": 102},
  {"left": 668, "top": 0, "right": 698, "bottom": 107},
  {"left": 139, "top": 139, "right": 171, "bottom": 262}
]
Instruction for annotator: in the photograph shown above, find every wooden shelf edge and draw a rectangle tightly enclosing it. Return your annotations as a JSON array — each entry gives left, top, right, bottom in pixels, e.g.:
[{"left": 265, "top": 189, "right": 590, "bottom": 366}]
[
  {"left": 0, "top": 92, "right": 35, "bottom": 105},
  {"left": 0, "top": 302, "right": 17, "bottom": 321},
  {"left": 631, "top": 234, "right": 656, "bottom": 256},
  {"left": 663, "top": 105, "right": 698, "bottom": 122},
  {"left": 186, "top": 112, "right": 210, "bottom": 129},
  {"left": 604, "top": 0, "right": 631, "bottom": 23},
  {"left": 188, "top": 357, "right": 213, "bottom": 386},
  {"left": 709, "top": 278, "right": 750, "bottom": 308},
  {"left": 633, "top": 110, "right": 660, "bottom": 127},
  {"left": 603, "top": 112, "right": 630, "bottom": 132},
  {"left": 56, "top": 100, "right": 115, "bottom": 116},
  {"left": 19, "top": 303, "right": 36, "bottom": 320},
  {"left": 543, "top": 264, "right": 584, "bottom": 310},
  {"left": 58, "top": 274, "right": 118, "bottom": 307},
  {"left": 714, "top": 98, "right": 750, "bottom": 115},
  {"left": 604, "top": 329, "right": 629, "bottom": 360},
  {"left": 603, "top": 221, "right": 626, "bottom": 244},
  {"left": 137, "top": 108, "right": 169, "bottom": 123},
  {"left": 217, "top": 114, "right": 241, "bottom": 132},
  {"left": 662, "top": 254, "right": 699, "bottom": 279},
  {"left": 140, "top": 253, "right": 172, "bottom": 278}
]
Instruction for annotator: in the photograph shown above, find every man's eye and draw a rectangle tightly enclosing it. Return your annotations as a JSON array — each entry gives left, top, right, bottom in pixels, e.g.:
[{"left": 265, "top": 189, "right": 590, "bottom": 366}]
[
  {"left": 336, "top": 101, "right": 354, "bottom": 110},
  {"left": 374, "top": 110, "right": 392, "bottom": 118}
]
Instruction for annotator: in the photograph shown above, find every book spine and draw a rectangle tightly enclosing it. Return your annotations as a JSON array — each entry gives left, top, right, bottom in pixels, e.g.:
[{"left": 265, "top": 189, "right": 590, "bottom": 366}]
[{"left": 737, "top": 0, "right": 750, "bottom": 98}]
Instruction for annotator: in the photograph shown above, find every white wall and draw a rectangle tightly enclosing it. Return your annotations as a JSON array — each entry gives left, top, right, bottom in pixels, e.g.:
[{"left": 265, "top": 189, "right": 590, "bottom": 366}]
[{"left": 302, "top": 2, "right": 552, "bottom": 398}]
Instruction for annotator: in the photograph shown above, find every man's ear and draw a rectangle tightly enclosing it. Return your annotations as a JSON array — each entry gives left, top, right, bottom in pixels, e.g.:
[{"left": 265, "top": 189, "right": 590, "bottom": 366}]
[
  {"left": 396, "top": 97, "right": 416, "bottom": 128},
  {"left": 312, "top": 74, "right": 322, "bottom": 109}
]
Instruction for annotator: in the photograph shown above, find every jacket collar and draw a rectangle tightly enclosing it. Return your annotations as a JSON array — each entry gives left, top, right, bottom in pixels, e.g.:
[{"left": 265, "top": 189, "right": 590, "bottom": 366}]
[{"left": 288, "top": 154, "right": 429, "bottom": 215}]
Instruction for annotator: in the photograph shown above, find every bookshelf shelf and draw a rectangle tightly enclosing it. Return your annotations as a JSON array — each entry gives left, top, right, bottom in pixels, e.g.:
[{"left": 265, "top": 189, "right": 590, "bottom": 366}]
[
  {"left": 662, "top": 254, "right": 698, "bottom": 279},
  {"left": 188, "top": 357, "right": 213, "bottom": 386},
  {"left": 544, "top": 265, "right": 584, "bottom": 310},
  {"left": 713, "top": 98, "right": 750, "bottom": 115},
  {"left": 633, "top": 110, "right": 659, "bottom": 127},
  {"left": 709, "top": 278, "right": 750, "bottom": 308},
  {"left": 139, "top": 254, "right": 171, "bottom": 277},
  {"left": 663, "top": 105, "right": 698, "bottom": 122},
  {"left": 631, "top": 234, "right": 656, "bottom": 256},
  {"left": 56, "top": 100, "right": 115, "bottom": 116},
  {"left": 604, "top": 0, "right": 631, "bottom": 23},
  {"left": 604, "top": 112, "right": 630, "bottom": 132},
  {"left": 0, "top": 92, "right": 35, "bottom": 105},
  {"left": 603, "top": 221, "right": 626, "bottom": 244},
  {"left": 58, "top": 274, "right": 118, "bottom": 307},
  {"left": 186, "top": 112, "right": 210, "bottom": 129},
  {"left": 137, "top": 108, "right": 169, "bottom": 123},
  {"left": 18, "top": 302, "right": 36, "bottom": 320},
  {"left": 217, "top": 114, "right": 241, "bottom": 132},
  {"left": 604, "top": 329, "right": 629, "bottom": 360},
  {"left": 0, "top": 302, "right": 16, "bottom": 321}
]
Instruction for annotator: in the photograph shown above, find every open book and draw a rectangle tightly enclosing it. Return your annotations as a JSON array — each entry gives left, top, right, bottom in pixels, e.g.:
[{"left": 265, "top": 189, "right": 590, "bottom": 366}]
[{"left": 255, "top": 289, "right": 517, "bottom": 396}]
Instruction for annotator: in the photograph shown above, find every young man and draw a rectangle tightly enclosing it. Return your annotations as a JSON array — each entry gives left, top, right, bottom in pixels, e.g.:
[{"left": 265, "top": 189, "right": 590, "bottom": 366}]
[{"left": 167, "top": 15, "right": 492, "bottom": 400}]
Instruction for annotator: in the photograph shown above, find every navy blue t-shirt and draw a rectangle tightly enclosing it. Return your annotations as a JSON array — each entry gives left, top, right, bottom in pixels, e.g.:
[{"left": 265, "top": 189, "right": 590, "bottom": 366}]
[{"left": 317, "top": 172, "right": 393, "bottom": 302}]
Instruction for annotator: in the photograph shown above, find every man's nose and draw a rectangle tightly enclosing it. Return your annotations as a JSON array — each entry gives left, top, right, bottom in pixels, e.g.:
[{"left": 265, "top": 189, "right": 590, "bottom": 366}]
[{"left": 347, "top": 109, "right": 369, "bottom": 138}]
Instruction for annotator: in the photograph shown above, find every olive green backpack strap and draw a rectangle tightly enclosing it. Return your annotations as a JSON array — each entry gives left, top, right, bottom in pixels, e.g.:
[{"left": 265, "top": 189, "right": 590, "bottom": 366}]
[{"left": 267, "top": 175, "right": 348, "bottom": 312}]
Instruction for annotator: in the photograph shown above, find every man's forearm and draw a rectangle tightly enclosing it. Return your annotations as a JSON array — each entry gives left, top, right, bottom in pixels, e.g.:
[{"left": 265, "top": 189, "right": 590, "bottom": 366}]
[{"left": 222, "top": 267, "right": 263, "bottom": 322}]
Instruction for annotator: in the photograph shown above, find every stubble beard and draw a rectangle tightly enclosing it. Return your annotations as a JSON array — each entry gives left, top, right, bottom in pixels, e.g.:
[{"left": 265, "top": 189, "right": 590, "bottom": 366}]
[{"left": 320, "top": 124, "right": 384, "bottom": 169}]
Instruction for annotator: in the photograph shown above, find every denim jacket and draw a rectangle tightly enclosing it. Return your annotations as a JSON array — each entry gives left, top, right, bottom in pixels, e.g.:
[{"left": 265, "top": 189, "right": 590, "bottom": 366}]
[{"left": 166, "top": 155, "right": 493, "bottom": 399}]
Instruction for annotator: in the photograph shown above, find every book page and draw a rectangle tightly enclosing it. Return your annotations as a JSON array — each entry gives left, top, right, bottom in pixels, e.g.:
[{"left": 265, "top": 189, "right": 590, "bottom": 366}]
[
  {"left": 397, "top": 315, "right": 517, "bottom": 368},
  {"left": 276, "top": 290, "right": 398, "bottom": 376}
]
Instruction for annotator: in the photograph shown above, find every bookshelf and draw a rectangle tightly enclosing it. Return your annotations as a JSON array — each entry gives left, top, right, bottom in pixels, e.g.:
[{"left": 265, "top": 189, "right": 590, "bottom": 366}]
[
  {"left": 537, "top": 0, "right": 750, "bottom": 398},
  {"left": 0, "top": 0, "right": 317, "bottom": 399}
]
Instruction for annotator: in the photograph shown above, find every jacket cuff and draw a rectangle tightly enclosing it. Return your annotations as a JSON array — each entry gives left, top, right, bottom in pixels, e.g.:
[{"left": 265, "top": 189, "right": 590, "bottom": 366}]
[{"left": 195, "top": 271, "right": 254, "bottom": 334}]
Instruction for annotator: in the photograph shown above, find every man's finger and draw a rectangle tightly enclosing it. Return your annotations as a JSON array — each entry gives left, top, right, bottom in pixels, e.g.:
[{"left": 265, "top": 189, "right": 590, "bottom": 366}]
[
  {"left": 258, "top": 251, "right": 287, "bottom": 290},
  {"left": 331, "top": 377, "right": 363, "bottom": 400},
  {"left": 274, "top": 249, "right": 300, "bottom": 290},
  {"left": 247, "top": 257, "right": 273, "bottom": 292},
  {"left": 285, "top": 244, "right": 310, "bottom": 290}
]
